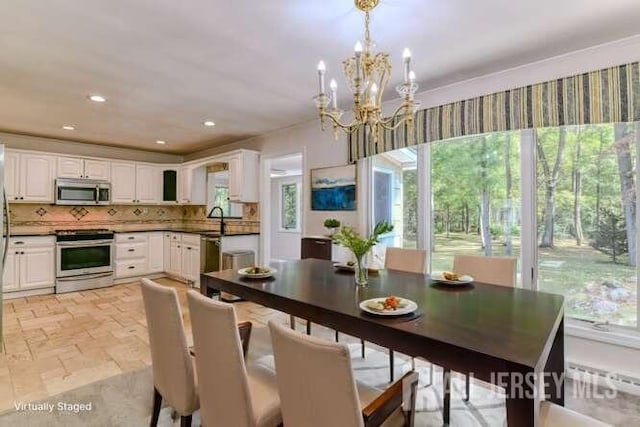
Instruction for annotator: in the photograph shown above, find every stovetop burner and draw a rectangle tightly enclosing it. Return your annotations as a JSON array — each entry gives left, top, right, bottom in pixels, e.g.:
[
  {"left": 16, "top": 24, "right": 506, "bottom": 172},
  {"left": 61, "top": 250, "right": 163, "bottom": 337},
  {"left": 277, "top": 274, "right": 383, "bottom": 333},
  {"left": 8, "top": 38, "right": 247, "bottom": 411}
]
[{"left": 56, "top": 229, "right": 114, "bottom": 242}]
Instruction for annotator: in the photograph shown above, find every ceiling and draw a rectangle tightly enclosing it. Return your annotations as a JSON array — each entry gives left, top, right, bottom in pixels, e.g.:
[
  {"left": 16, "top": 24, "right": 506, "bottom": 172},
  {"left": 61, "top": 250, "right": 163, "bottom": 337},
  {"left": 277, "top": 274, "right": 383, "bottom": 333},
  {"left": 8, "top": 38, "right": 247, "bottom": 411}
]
[{"left": 1, "top": 1, "right": 640, "bottom": 155}]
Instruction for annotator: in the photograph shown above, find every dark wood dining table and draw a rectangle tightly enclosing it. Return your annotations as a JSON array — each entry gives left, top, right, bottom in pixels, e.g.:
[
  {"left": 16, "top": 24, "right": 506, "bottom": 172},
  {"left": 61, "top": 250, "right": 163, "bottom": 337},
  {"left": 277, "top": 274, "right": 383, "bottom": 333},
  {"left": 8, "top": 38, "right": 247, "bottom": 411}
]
[{"left": 200, "top": 259, "right": 565, "bottom": 426}]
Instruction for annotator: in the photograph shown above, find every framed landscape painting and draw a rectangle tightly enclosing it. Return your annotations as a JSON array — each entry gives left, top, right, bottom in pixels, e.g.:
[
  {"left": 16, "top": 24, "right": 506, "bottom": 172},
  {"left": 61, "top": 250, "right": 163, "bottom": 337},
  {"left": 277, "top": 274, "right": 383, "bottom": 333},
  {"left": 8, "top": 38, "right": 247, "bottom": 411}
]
[{"left": 311, "top": 165, "right": 356, "bottom": 211}]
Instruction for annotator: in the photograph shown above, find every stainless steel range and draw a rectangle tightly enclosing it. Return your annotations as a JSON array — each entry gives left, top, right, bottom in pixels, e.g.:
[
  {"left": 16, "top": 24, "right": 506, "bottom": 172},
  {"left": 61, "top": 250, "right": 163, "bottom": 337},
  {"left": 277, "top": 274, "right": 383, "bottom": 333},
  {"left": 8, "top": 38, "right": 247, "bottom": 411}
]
[{"left": 56, "top": 229, "right": 115, "bottom": 293}]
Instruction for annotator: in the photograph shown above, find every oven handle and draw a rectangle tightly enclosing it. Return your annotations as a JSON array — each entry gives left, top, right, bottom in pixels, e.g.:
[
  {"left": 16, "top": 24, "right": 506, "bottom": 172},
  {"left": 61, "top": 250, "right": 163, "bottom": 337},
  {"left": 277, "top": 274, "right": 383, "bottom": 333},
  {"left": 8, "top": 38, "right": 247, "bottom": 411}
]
[
  {"left": 2, "top": 187, "right": 10, "bottom": 276},
  {"left": 56, "top": 240, "right": 114, "bottom": 247},
  {"left": 56, "top": 272, "right": 114, "bottom": 282}
]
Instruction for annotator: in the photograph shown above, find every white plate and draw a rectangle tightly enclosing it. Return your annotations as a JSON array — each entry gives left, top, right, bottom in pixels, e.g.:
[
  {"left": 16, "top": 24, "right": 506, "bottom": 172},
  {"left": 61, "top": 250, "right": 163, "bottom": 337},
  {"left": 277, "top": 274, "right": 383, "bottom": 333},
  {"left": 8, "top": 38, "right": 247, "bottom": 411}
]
[
  {"left": 359, "top": 298, "right": 418, "bottom": 316},
  {"left": 238, "top": 267, "right": 277, "bottom": 279},
  {"left": 430, "top": 271, "right": 474, "bottom": 285},
  {"left": 333, "top": 262, "right": 356, "bottom": 272}
]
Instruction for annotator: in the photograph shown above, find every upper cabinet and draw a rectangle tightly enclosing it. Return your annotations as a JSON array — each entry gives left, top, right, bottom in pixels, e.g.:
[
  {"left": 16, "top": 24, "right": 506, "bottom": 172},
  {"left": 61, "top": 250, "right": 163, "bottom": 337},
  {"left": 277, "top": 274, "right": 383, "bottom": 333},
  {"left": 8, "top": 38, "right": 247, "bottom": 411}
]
[
  {"left": 179, "top": 166, "right": 206, "bottom": 205},
  {"left": 111, "top": 162, "right": 160, "bottom": 204},
  {"left": 57, "top": 157, "right": 111, "bottom": 180},
  {"left": 227, "top": 150, "right": 259, "bottom": 203},
  {"left": 6, "top": 150, "right": 56, "bottom": 202}
]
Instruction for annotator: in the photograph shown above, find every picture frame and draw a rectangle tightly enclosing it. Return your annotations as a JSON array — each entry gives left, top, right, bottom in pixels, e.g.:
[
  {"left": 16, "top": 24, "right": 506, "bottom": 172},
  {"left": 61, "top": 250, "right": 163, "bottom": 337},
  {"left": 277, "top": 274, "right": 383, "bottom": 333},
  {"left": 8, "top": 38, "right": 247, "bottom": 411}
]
[{"left": 310, "top": 164, "right": 357, "bottom": 211}]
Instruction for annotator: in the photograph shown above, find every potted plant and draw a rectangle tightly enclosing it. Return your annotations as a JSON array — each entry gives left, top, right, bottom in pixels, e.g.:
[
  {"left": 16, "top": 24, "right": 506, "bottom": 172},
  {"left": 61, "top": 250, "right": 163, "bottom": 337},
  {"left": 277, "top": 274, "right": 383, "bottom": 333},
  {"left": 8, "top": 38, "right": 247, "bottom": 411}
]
[
  {"left": 323, "top": 218, "right": 341, "bottom": 236},
  {"left": 331, "top": 221, "right": 393, "bottom": 286}
]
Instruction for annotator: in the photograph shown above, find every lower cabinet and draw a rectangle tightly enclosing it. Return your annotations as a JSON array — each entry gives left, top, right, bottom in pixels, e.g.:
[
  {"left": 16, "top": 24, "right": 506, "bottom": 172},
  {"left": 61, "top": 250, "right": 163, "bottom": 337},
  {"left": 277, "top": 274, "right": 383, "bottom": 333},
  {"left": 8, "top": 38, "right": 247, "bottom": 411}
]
[
  {"left": 3, "top": 236, "right": 55, "bottom": 292},
  {"left": 167, "top": 233, "right": 200, "bottom": 284},
  {"left": 115, "top": 232, "right": 164, "bottom": 279}
]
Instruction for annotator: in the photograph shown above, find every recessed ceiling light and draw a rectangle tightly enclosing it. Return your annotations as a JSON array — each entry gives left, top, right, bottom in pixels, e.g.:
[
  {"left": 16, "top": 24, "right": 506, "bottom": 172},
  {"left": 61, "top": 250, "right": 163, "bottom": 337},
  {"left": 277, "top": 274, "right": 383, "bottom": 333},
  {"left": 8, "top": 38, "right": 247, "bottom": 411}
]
[
  {"left": 88, "top": 94, "right": 107, "bottom": 103},
  {"left": 156, "top": 140, "right": 166, "bottom": 145},
  {"left": 203, "top": 120, "right": 216, "bottom": 127},
  {"left": 62, "top": 125, "right": 75, "bottom": 130}
]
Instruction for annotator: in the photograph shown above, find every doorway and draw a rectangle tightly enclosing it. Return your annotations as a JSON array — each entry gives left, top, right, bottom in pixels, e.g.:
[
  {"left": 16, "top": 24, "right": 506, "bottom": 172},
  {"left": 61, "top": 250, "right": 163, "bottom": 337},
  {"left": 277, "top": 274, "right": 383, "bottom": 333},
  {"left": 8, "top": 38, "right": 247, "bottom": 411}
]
[{"left": 261, "top": 152, "right": 304, "bottom": 264}]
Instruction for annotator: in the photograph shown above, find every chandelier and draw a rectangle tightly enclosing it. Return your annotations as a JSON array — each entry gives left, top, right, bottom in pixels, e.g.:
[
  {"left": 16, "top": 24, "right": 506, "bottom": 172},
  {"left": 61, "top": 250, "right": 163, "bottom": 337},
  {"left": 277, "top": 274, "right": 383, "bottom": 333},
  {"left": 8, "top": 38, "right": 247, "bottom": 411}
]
[{"left": 313, "top": 0, "right": 419, "bottom": 144}]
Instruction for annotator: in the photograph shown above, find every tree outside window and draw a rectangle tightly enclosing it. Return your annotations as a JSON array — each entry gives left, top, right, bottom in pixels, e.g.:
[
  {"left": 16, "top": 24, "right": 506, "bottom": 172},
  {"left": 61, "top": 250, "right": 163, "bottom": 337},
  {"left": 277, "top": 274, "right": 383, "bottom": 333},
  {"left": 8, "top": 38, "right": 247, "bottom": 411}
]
[{"left": 281, "top": 183, "right": 299, "bottom": 231}]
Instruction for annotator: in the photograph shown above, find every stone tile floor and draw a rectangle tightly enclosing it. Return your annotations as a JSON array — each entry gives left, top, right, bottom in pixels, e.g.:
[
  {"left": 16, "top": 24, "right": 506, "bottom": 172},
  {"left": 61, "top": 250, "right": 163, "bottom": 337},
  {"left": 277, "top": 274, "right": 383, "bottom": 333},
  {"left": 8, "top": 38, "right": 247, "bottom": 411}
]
[{"left": 0, "top": 278, "right": 285, "bottom": 412}]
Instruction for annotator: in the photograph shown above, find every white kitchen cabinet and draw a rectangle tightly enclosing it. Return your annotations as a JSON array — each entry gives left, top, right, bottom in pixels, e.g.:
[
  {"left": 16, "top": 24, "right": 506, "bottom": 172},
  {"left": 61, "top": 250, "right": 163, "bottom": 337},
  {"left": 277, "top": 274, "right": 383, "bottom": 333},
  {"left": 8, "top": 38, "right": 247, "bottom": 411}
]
[
  {"left": 5, "top": 151, "right": 56, "bottom": 202},
  {"left": 112, "top": 162, "right": 160, "bottom": 204},
  {"left": 179, "top": 166, "right": 206, "bottom": 205},
  {"left": 136, "top": 164, "right": 160, "bottom": 204},
  {"left": 227, "top": 150, "right": 259, "bottom": 203},
  {"left": 2, "top": 251, "right": 19, "bottom": 292},
  {"left": 84, "top": 159, "right": 111, "bottom": 180},
  {"left": 20, "top": 246, "right": 56, "bottom": 289},
  {"left": 57, "top": 157, "right": 84, "bottom": 179},
  {"left": 3, "top": 236, "right": 55, "bottom": 293},
  {"left": 181, "top": 242, "right": 200, "bottom": 284},
  {"left": 163, "top": 232, "right": 171, "bottom": 269},
  {"left": 169, "top": 241, "right": 183, "bottom": 276},
  {"left": 5, "top": 151, "right": 18, "bottom": 201},
  {"left": 147, "top": 232, "right": 164, "bottom": 273},
  {"left": 20, "top": 154, "right": 57, "bottom": 202},
  {"left": 111, "top": 162, "right": 137, "bottom": 203}
]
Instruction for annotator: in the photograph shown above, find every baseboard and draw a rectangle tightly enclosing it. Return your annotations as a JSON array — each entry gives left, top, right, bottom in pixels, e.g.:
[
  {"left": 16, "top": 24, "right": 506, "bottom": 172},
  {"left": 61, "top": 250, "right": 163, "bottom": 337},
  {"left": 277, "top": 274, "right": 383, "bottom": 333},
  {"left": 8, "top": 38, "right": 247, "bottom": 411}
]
[
  {"left": 568, "top": 361, "right": 640, "bottom": 396},
  {"left": 3, "top": 287, "right": 55, "bottom": 299}
]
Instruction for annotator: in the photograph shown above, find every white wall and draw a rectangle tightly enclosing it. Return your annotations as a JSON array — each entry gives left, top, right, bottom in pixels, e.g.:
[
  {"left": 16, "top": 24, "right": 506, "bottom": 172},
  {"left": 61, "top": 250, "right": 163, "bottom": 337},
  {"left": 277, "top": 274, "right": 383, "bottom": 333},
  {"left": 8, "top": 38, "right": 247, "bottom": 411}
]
[{"left": 270, "top": 175, "right": 302, "bottom": 260}]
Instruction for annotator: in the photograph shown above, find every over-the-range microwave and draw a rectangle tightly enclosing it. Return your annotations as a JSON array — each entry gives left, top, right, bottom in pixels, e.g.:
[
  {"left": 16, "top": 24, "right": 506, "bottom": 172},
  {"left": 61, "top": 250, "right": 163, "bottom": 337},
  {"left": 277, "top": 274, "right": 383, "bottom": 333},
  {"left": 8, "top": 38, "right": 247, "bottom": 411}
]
[{"left": 55, "top": 178, "right": 111, "bottom": 205}]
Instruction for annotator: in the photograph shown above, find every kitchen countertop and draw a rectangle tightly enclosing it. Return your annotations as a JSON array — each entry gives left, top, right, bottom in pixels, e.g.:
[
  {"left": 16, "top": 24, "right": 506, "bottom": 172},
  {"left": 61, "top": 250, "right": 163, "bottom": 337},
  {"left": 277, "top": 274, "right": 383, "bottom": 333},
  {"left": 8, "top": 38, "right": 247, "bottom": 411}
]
[{"left": 10, "top": 229, "right": 260, "bottom": 237}]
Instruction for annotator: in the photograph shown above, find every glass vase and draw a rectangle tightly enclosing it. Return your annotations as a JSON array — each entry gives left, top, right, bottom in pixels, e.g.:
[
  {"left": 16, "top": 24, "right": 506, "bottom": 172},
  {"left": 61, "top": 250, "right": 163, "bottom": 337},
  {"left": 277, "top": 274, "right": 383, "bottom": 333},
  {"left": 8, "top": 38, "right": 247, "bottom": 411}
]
[{"left": 354, "top": 254, "right": 368, "bottom": 286}]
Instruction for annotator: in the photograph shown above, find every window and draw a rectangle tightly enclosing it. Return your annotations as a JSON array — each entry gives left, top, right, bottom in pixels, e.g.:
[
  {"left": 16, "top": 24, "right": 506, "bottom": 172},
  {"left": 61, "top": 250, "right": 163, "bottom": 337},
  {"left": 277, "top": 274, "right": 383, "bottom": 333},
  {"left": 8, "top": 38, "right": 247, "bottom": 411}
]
[
  {"left": 213, "top": 186, "right": 231, "bottom": 216},
  {"left": 535, "top": 123, "right": 638, "bottom": 327},
  {"left": 281, "top": 182, "right": 300, "bottom": 231},
  {"left": 430, "top": 132, "right": 521, "bottom": 281}
]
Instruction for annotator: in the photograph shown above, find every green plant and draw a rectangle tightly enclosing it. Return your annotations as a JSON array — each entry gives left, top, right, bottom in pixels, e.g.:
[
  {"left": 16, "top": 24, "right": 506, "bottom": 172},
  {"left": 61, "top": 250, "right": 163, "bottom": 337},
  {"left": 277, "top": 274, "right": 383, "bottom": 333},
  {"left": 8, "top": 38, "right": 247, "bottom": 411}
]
[
  {"left": 323, "top": 218, "right": 341, "bottom": 229},
  {"left": 331, "top": 221, "right": 394, "bottom": 258}
]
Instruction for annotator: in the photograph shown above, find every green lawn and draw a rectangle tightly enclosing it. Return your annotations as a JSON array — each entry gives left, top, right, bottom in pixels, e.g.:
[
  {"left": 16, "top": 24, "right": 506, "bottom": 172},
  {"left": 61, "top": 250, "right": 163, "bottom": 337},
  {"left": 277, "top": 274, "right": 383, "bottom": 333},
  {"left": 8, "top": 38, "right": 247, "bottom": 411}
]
[{"left": 423, "top": 232, "right": 637, "bottom": 327}]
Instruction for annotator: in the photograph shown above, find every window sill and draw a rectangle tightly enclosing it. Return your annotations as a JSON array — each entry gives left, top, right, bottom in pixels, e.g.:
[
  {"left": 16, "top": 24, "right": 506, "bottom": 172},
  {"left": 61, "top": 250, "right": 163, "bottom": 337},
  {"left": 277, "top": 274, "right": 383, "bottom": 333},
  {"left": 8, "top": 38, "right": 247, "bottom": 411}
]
[
  {"left": 278, "top": 229, "right": 301, "bottom": 234},
  {"left": 566, "top": 319, "right": 640, "bottom": 350}
]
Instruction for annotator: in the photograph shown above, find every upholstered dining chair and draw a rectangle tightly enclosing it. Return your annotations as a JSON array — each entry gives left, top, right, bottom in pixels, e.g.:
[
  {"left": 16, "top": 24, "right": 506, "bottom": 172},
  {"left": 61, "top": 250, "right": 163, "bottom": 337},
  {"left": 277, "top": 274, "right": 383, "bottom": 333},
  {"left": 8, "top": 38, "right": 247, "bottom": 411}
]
[
  {"left": 268, "top": 320, "right": 419, "bottom": 427},
  {"left": 187, "top": 290, "right": 282, "bottom": 427},
  {"left": 441, "top": 254, "right": 517, "bottom": 423},
  {"left": 141, "top": 278, "right": 199, "bottom": 427},
  {"left": 540, "top": 400, "right": 611, "bottom": 426},
  {"left": 452, "top": 254, "right": 517, "bottom": 288},
  {"left": 382, "top": 247, "right": 428, "bottom": 383}
]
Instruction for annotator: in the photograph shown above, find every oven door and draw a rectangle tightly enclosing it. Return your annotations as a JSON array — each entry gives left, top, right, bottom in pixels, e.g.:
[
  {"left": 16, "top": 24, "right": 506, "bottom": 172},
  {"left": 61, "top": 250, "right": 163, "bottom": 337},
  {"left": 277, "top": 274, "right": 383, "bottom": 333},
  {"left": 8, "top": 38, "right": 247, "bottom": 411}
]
[{"left": 56, "top": 240, "right": 114, "bottom": 278}]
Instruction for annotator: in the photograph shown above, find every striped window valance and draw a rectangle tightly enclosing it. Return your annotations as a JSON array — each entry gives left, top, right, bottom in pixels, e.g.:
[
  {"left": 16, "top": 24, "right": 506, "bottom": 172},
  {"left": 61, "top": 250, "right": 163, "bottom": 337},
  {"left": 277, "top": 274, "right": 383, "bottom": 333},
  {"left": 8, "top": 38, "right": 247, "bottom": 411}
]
[{"left": 349, "top": 62, "right": 640, "bottom": 162}]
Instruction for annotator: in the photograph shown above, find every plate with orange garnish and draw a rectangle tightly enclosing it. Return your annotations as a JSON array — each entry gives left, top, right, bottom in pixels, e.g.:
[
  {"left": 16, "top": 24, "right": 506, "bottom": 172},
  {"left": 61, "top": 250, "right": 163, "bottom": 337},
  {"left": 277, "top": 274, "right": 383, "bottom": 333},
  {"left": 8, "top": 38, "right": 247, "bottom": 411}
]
[
  {"left": 359, "top": 296, "right": 417, "bottom": 316},
  {"left": 431, "top": 271, "right": 474, "bottom": 286}
]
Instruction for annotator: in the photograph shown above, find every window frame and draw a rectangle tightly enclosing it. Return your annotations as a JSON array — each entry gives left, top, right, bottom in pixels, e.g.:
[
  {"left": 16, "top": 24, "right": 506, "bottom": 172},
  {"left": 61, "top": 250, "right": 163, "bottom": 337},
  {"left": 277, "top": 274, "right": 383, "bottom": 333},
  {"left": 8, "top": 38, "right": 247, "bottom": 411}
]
[
  {"left": 279, "top": 180, "right": 301, "bottom": 233},
  {"left": 366, "top": 124, "right": 640, "bottom": 343}
]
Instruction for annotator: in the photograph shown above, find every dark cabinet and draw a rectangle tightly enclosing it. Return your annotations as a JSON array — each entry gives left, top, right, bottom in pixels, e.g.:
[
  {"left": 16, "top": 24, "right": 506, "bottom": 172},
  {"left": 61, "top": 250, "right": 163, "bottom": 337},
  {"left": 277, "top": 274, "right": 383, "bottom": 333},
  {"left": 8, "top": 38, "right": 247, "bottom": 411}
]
[
  {"left": 163, "top": 170, "right": 177, "bottom": 202},
  {"left": 301, "top": 237, "right": 332, "bottom": 260}
]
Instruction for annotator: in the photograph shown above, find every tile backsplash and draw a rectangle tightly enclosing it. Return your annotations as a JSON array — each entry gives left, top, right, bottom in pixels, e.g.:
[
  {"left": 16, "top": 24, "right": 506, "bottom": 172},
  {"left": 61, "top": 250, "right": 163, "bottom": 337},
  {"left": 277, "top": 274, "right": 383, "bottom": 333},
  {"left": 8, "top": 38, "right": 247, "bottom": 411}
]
[{"left": 9, "top": 203, "right": 260, "bottom": 234}]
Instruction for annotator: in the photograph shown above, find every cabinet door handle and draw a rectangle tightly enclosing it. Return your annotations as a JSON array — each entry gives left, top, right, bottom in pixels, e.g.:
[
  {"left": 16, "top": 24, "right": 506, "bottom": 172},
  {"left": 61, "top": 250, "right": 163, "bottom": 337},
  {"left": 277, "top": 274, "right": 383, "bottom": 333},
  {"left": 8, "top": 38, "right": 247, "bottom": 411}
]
[
  {"left": 128, "top": 266, "right": 135, "bottom": 269},
  {"left": 187, "top": 247, "right": 191, "bottom": 250},
  {"left": 14, "top": 241, "right": 24, "bottom": 245},
  {"left": 20, "top": 251, "right": 24, "bottom": 255},
  {"left": 128, "top": 248, "right": 135, "bottom": 252},
  {"left": 128, "top": 236, "right": 135, "bottom": 240},
  {"left": 15, "top": 251, "right": 18, "bottom": 254},
  {"left": 315, "top": 241, "right": 327, "bottom": 245},
  {"left": 177, "top": 245, "right": 181, "bottom": 248}
]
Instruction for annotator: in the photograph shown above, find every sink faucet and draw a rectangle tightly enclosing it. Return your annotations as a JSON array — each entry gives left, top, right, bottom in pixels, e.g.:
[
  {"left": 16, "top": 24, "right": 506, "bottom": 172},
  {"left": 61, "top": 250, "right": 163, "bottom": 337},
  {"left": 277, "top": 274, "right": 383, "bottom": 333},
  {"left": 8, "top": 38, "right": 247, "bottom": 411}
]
[{"left": 207, "top": 206, "right": 226, "bottom": 235}]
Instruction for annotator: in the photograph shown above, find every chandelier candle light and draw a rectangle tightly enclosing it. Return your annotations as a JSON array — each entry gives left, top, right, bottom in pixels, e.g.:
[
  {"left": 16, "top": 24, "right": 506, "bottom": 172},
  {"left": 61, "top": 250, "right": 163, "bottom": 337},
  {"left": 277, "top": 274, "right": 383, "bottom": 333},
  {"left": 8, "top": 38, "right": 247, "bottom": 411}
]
[{"left": 313, "top": 0, "right": 420, "bottom": 144}]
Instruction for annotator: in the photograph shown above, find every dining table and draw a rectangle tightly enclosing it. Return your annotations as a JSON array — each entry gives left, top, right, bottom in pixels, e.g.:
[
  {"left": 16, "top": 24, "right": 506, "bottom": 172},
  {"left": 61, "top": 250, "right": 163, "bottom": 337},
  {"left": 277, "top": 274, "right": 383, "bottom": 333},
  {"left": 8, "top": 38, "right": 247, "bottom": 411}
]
[{"left": 200, "top": 258, "right": 565, "bottom": 427}]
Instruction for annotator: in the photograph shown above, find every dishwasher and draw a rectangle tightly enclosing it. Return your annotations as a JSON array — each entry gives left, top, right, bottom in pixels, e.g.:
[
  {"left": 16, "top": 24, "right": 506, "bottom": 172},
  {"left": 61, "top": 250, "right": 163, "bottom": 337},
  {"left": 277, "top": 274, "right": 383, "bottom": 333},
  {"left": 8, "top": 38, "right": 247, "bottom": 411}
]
[
  {"left": 220, "top": 250, "right": 255, "bottom": 302},
  {"left": 200, "top": 236, "right": 222, "bottom": 296}
]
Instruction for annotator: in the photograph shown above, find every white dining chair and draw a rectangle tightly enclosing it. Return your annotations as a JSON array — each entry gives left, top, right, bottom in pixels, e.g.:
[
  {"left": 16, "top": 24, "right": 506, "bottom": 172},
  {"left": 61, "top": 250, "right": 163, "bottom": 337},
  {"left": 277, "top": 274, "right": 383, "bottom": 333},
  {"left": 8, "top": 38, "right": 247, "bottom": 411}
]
[
  {"left": 268, "top": 320, "right": 419, "bottom": 427},
  {"left": 187, "top": 290, "right": 282, "bottom": 427},
  {"left": 141, "top": 278, "right": 199, "bottom": 427},
  {"left": 382, "top": 247, "right": 427, "bottom": 383},
  {"left": 540, "top": 400, "right": 611, "bottom": 426}
]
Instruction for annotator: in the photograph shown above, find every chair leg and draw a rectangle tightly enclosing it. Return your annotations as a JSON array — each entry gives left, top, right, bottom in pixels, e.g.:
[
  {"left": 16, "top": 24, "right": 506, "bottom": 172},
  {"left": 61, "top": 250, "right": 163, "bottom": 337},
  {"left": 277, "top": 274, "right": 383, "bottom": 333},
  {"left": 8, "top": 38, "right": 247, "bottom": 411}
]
[
  {"left": 335, "top": 330, "right": 339, "bottom": 342},
  {"left": 289, "top": 315, "right": 295, "bottom": 330},
  {"left": 464, "top": 374, "right": 470, "bottom": 402},
  {"left": 150, "top": 387, "right": 162, "bottom": 427},
  {"left": 443, "top": 369, "right": 451, "bottom": 426},
  {"left": 306, "top": 320, "right": 311, "bottom": 335},
  {"left": 389, "top": 350, "right": 394, "bottom": 383},
  {"left": 180, "top": 415, "right": 192, "bottom": 427},
  {"left": 360, "top": 339, "right": 366, "bottom": 358}
]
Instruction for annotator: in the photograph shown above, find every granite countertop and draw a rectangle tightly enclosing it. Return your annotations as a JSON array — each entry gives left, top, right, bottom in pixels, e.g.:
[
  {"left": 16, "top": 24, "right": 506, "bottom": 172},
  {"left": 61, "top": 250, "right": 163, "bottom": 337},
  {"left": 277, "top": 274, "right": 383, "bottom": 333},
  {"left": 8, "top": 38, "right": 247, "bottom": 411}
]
[{"left": 10, "top": 229, "right": 259, "bottom": 237}]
